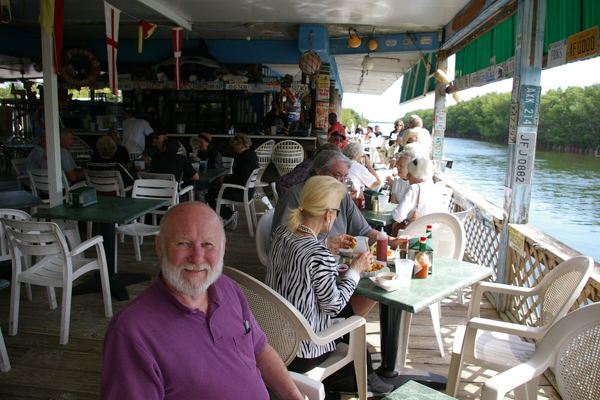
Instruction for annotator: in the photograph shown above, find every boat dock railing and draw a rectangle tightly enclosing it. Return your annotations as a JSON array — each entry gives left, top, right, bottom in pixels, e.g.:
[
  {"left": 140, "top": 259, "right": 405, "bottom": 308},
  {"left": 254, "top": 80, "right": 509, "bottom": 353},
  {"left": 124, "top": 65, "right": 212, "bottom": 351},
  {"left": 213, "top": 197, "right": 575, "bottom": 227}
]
[{"left": 438, "top": 175, "right": 600, "bottom": 329}]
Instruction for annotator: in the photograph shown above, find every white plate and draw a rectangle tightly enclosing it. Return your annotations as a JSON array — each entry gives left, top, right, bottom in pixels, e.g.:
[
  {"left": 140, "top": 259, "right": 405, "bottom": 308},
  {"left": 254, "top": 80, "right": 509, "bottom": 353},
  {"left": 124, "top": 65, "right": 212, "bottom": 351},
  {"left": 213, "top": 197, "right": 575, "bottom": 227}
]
[
  {"left": 369, "top": 276, "right": 402, "bottom": 292},
  {"left": 361, "top": 265, "right": 389, "bottom": 278}
]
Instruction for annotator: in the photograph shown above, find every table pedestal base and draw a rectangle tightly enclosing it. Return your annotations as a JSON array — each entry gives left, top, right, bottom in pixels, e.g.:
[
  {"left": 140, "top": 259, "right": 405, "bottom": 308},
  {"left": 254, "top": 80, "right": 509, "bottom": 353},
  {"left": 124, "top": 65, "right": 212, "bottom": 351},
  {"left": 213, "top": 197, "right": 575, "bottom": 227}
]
[
  {"left": 377, "top": 367, "right": 447, "bottom": 391},
  {"left": 73, "top": 272, "right": 151, "bottom": 302}
]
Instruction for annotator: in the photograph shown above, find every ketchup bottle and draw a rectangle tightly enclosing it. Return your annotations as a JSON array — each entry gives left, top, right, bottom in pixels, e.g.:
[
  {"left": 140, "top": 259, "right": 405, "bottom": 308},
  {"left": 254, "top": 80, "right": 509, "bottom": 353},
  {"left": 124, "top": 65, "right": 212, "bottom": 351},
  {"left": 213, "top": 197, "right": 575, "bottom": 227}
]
[{"left": 376, "top": 229, "right": 388, "bottom": 263}]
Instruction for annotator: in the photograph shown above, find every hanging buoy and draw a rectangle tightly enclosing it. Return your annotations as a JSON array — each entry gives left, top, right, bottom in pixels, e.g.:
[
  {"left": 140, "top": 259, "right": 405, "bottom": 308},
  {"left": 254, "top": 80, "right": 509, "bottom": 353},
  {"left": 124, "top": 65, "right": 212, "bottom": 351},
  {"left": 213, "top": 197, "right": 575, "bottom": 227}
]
[{"left": 60, "top": 47, "right": 102, "bottom": 88}]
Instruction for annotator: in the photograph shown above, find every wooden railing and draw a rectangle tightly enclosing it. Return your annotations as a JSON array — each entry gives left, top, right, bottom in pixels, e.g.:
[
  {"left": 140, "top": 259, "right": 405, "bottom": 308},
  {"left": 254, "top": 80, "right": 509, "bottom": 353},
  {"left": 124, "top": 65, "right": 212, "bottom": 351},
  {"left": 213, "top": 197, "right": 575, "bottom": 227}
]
[{"left": 439, "top": 175, "right": 600, "bottom": 324}]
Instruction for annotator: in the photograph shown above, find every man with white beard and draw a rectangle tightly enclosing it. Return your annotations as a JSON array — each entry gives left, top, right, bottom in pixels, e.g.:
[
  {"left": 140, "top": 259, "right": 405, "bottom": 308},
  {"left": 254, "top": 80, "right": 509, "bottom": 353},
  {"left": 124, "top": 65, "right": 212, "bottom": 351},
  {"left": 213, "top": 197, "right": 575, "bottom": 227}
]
[{"left": 101, "top": 202, "right": 304, "bottom": 400}]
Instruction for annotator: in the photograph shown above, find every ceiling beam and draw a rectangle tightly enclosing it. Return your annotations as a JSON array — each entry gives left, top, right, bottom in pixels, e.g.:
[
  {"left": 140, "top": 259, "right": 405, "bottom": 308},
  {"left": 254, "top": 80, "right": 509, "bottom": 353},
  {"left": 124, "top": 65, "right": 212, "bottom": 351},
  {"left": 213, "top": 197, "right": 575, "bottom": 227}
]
[{"left": 134, "top": 0, "right": 192, "bottom": 31}]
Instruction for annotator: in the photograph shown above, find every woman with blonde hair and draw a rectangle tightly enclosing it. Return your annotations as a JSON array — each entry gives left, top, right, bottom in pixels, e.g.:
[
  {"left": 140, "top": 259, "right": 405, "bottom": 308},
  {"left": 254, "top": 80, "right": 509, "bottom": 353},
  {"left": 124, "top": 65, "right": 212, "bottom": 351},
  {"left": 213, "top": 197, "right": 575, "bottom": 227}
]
[{"left": 267, "top": 175, "right": 392, "bottom": 398}]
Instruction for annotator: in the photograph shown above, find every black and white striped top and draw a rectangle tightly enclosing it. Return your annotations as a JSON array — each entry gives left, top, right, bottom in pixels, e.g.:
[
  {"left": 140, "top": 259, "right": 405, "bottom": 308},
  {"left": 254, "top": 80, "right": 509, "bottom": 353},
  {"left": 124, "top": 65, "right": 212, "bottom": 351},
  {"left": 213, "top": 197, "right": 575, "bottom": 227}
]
[{"left": 266, "top": 226, "right": 358, "bottom": 359}]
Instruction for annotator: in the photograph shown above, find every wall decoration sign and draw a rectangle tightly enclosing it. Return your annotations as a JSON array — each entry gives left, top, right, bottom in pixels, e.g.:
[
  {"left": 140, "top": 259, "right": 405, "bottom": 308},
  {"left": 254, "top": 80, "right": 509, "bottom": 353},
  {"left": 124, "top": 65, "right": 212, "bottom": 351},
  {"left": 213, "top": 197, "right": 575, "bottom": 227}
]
[
  {"left": 567, "top": 26, "right": 598, "bottom": 62},
  {"left": 548, "top": 39, "right": 568, "bottom": 68},
  {"left": 508, "top": 225, "right": 526, "bottom": 257},
  {"left": 247, "top": 83, "right": 265, "bottom": 93},
  {"left": 509, "top": 103, "right": 518, "bottom": 144},
  {"left": 435, "top": 109, "right": 446, "bottom": 130},
  {"left": 433, "top": 137, "right": 443, "bottom": 158},
  {"left": 513, "top": 130, "right": 536, "bottom": 186},
  {"left": 518, "top": 85, "right": 541, "bottom": 126}
]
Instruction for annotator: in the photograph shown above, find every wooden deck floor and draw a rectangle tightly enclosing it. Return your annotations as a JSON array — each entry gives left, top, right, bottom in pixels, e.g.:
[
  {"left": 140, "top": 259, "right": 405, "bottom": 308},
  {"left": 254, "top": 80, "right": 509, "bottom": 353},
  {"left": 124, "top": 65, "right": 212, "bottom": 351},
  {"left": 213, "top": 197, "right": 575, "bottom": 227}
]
[{"left": 0, "top": 203, "right": 559, "bottom": 399}]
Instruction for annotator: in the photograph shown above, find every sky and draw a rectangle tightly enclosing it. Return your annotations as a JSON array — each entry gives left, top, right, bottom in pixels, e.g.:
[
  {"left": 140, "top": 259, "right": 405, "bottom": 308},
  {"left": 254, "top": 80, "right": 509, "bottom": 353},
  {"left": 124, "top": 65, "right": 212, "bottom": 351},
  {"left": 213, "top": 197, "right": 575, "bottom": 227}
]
[{"left": 342, "top": 55, "right": 600, "bottom": 123}]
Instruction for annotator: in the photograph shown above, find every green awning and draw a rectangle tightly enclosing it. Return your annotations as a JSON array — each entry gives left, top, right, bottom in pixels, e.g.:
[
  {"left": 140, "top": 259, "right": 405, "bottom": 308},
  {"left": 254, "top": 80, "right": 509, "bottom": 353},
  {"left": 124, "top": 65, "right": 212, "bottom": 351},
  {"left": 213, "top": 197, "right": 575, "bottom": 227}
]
[{"left": 400, "top": 53, "right": 438, "bottom": 104}]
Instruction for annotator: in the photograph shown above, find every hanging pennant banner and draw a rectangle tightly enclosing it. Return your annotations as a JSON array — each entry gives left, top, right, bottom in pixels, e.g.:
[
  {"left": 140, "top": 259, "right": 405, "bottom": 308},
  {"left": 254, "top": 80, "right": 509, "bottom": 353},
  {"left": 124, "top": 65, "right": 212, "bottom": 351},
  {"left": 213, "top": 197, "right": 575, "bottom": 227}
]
[
  {"left": 172, "top": 27, "right": 183, "bottom": 90},
  {"left": 138, "top": 20, "right": 157, "bottom": 53},
  {"left": 104, "top": 1, "right": 121, "bottom": 95}
]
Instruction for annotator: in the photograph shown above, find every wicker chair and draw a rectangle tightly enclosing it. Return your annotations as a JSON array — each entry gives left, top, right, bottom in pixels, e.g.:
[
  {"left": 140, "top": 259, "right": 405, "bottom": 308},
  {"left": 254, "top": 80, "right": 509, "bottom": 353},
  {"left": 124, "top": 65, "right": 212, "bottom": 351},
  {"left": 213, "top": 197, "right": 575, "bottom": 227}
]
[
  {"left": 69, "top": 136, "right": 94, "bottom": 158},
  {"left": 271, "top": 140, "right": 304, "bottom": 176},
  {"left": 253, "top": 140, "right": 275, "bottom": 199},
  {"left": 121, "top": 137, "right": 144, "bottom": 160},
  {"left": 223, "top": 267, "right": 367, "bottom": 400}
]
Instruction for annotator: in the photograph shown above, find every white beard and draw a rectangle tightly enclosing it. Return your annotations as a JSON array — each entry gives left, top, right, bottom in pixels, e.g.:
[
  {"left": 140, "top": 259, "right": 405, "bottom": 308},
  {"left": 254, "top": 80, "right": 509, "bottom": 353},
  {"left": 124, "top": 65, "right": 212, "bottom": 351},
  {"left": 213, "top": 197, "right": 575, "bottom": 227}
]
[{"left": 161, "top": 254, "right": 223, "bottom": 297}]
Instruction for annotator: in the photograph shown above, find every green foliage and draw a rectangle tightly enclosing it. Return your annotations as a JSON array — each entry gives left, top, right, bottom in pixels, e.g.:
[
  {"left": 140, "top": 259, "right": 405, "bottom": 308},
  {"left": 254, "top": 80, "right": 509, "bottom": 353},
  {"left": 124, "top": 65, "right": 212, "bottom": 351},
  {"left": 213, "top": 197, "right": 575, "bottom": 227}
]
[
  {"left": 415, "top": 85, "right": 600, "bottom": 149},
  {"left": 341, "top": 108, "right": 368, "bottom": 131}
]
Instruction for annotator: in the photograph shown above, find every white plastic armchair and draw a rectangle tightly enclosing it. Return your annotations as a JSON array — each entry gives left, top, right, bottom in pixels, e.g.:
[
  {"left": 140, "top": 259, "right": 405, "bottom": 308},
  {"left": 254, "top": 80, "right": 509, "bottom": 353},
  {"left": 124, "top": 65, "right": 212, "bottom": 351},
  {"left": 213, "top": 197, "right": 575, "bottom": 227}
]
[
  {"left": 403, "top": 212, "right": 465, "bottom": 358},
  {"left": 481, "top": 302, "right": 600, "bottom": 400},
  {"left": 10, "top": 158, "right": 28, "bottom": 190},
  {"left": 137, "top": 172, "right": 195, "bottom": 210},
  {"left": 255, "top": 208, "right": 274, "bottom": 267},
  {"left": 289, "top": 372, "right": 325, "bottom": 400},
  {"left": 0, "top": 209, "right": 35, "bottom": 302},
  {"left": 446, "top": 256, "right": 594, "bottom": 398},
  {"left": 272, "top": 140, "right": 304, "bottom": 176},
  {"left": 223, "top": 267, "right": 367, "bottom": 400},
  {"left": 215, "top": 168, "right": 259, "bottom": 236},
  {"left": 189, "top": 136, "right": 199, "bottom": 153},
  {"left": 222, "top": 156, "right": 234, "bottom": 174},
  {"left": 115, "top": 179, "right": 179, "bottom": 262},
  {"left": 1, "top": 218, "right": 113, "bottom": 345}
]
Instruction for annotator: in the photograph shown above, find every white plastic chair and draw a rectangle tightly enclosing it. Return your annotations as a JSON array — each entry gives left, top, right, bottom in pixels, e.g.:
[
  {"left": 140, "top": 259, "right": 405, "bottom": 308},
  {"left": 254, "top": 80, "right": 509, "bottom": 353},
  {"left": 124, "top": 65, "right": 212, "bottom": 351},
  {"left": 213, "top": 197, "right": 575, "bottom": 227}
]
[
  {"left": 272, "top": 140, "right": 304, "bottom": 176},
  {"left": 1, "top": 218, "right": 113, "bottom": 345},
  {"left": 115, "top": 179, "right": 178, "bottom": 262},
  {"left": 481, "top": 302, "right": 600, "bottom": 400},
  {"left": 0, "top": 278, "right": 10, "bottom": 372},
  {"left": 223, "top": 267, "right": 367, "bottom": 400},
  {"left": 137, "top": 172, "right": 195, "bottom": 215},
  {"left": 271, "top": 181, "right": 279, "bottom": 204},
  {"left": 69, "top": 136, "right": 94, "bottom": 157},
  {"left": 446, "top": 256, "right": 594, "bottom": 398},
  {"left": 215, "top": 168, "right": 259, "bottom": 237},
  {"left": 403, "top": 212, "right": 465, "bottom": 358},
  {"left": 28, "top": 169, "right": 70, "bottom": 213},
  {"left": 254, "top": 140, "right": 275, "bottom": 199},
  {"left": 255, "top": 208, "right": 275, "bottom": 267},
  {"left": 0, "top": 209, "right": 36, "bottom": 302},
  {"left": 289, "top": 372, "right": 325, "bottom": 400},
  {"left": 222, "top": 156, "right": 234, "bottom": 174},
  {"left": 121, "top": 137, "right": 144, "bottom": 160},
  {"left": 85, "top": 169, "right": 128, "bottom": 197},
  {"left": 10, "top": 158, "right": 28, "bottom": 190}
]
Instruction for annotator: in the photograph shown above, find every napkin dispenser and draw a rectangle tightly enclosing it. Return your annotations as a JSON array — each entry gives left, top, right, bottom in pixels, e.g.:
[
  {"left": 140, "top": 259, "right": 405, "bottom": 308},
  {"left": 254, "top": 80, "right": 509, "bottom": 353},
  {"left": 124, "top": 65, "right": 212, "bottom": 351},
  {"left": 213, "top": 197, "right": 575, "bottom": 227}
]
[
  {"left": 363, "top": 190, "right": 379, "bottom": 209},
  {"left": 70, "top": 187, "right": 98, "bottom": 208}
]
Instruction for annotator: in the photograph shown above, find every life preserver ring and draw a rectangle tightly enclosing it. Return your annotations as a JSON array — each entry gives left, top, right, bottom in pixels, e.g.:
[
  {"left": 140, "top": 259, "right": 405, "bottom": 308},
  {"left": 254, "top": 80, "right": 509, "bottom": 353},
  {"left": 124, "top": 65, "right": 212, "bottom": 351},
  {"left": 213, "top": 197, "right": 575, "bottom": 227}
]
[
  {"left": 60, "top": 47, "right": 102, "bottom": 88},
  {"left": 35, "top": 106, "right": 45, "bottom": 129}
]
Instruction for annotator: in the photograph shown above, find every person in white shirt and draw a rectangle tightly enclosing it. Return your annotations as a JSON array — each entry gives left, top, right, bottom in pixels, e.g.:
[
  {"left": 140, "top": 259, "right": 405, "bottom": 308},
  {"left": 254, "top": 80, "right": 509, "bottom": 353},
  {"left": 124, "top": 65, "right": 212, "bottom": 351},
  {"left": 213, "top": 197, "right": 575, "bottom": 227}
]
[
  {"left": 122, "top": 109, "right": 153, "bottom": 149},
  {"left": 391, "top": 156, "right": 446, "bottom": 234},
  {"left": 387, "top": 150, "right": 417, "bottom": 204},
  {"left": 342, "top": 142, "right": 380, "bottom": 191}
]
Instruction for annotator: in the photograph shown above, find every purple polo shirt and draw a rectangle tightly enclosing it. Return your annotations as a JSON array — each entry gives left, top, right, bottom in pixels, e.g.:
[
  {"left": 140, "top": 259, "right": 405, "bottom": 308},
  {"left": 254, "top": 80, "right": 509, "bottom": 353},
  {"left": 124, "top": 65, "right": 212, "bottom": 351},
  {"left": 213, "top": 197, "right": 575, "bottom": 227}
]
[{"left": 101, "top": 273, "right": 269, "bottom": 400}]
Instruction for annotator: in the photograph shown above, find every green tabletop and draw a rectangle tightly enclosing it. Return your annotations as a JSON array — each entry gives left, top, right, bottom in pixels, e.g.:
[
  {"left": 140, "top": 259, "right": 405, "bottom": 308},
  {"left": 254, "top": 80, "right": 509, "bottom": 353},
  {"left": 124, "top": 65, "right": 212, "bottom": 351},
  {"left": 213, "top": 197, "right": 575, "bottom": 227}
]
[
  {"left": 383, "top": 380, "right": 457, "bottom": 399},
  {"left": 33, "top": 196, "right": 168, "bottom": 225},
  {"left": 0, "top": 190, "right": 44, "bottom": 209},
  {"left": 361, "top": 202, "right": 398, "bottom": 227},
  {"left": 355, "top": 255, "right": 492, "bottom": 314},
  {"left": 197, "top": 168, "right": 228, "bottom": 183}
]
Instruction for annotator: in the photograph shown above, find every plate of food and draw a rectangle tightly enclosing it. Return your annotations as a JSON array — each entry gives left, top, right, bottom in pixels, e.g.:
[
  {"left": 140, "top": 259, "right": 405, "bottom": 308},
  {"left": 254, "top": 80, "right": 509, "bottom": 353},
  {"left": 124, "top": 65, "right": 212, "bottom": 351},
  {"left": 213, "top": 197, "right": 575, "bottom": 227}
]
[{"left": 361, "top": 259, "right": 389, "bottom": 278}]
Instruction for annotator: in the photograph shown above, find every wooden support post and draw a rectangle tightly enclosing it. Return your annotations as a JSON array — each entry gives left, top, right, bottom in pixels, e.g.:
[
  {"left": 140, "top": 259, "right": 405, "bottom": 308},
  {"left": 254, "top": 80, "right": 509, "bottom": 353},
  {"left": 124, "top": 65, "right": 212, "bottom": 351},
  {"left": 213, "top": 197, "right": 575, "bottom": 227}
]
[
  {"left": 497, "top": 0, "right": 546, "bottom": 308},
  {"left": 432, "top": 51, "right": 448, "bottom": 161}
]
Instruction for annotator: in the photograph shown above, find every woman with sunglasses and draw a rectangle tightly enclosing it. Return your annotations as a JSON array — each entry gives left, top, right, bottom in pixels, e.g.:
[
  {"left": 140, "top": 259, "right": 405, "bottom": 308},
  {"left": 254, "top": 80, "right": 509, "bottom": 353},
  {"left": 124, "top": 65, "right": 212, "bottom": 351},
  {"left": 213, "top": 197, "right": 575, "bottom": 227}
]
[
  {"left": 267, "top": 175, "right": 391, "bottom": 398},
  {"left": 390, "top": 120, "right": 405, "bottom": 142}
]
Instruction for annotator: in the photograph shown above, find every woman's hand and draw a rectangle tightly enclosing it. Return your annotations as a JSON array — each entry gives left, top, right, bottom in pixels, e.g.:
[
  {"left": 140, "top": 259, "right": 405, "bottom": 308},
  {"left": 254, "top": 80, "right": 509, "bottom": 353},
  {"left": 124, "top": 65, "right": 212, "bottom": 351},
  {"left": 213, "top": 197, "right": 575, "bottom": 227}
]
[
  {"left": 389, "top": 236, "right": 410, "bottom": 249},
  {"left": 327, "top": 234, "right": 355, "bottom": 254},
  {"left": 191, "top": 156, "right": 200, "bottom": 162},
  {"left": 350, "top": 250, "right": 371, "bottom": 274}
]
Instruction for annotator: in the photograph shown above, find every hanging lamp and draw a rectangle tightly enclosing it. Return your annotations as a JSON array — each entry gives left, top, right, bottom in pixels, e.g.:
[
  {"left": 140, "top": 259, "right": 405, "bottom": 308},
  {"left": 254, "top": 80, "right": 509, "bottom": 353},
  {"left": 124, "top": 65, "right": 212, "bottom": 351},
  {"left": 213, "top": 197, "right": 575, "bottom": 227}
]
[{"left": 362, "top": 56, "right": 374, "bottom": 72}]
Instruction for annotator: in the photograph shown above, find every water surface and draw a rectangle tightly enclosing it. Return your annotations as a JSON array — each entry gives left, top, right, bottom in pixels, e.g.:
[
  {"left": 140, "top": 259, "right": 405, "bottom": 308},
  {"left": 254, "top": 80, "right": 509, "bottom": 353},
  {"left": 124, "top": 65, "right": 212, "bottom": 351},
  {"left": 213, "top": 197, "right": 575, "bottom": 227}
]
[{"left": 442, "top": 137, "right": 600, "bottom": 262}]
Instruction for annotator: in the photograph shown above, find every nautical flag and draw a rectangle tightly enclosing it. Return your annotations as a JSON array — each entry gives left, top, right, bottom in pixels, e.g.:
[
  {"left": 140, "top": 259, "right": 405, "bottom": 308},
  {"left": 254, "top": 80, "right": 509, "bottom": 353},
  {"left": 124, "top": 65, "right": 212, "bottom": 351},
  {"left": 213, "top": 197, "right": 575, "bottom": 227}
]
[
  {"left": 104, "top": 1, "right": 120, "bottom": 95},
  {"left": 138, "top": 20, "right": 156, "bottom": 53},
  {"left": 172, "top": 27, "right": 183, "bottom": 90},
  {"left": 40, "top": 0, "right": 64, "bottom": 75}
]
